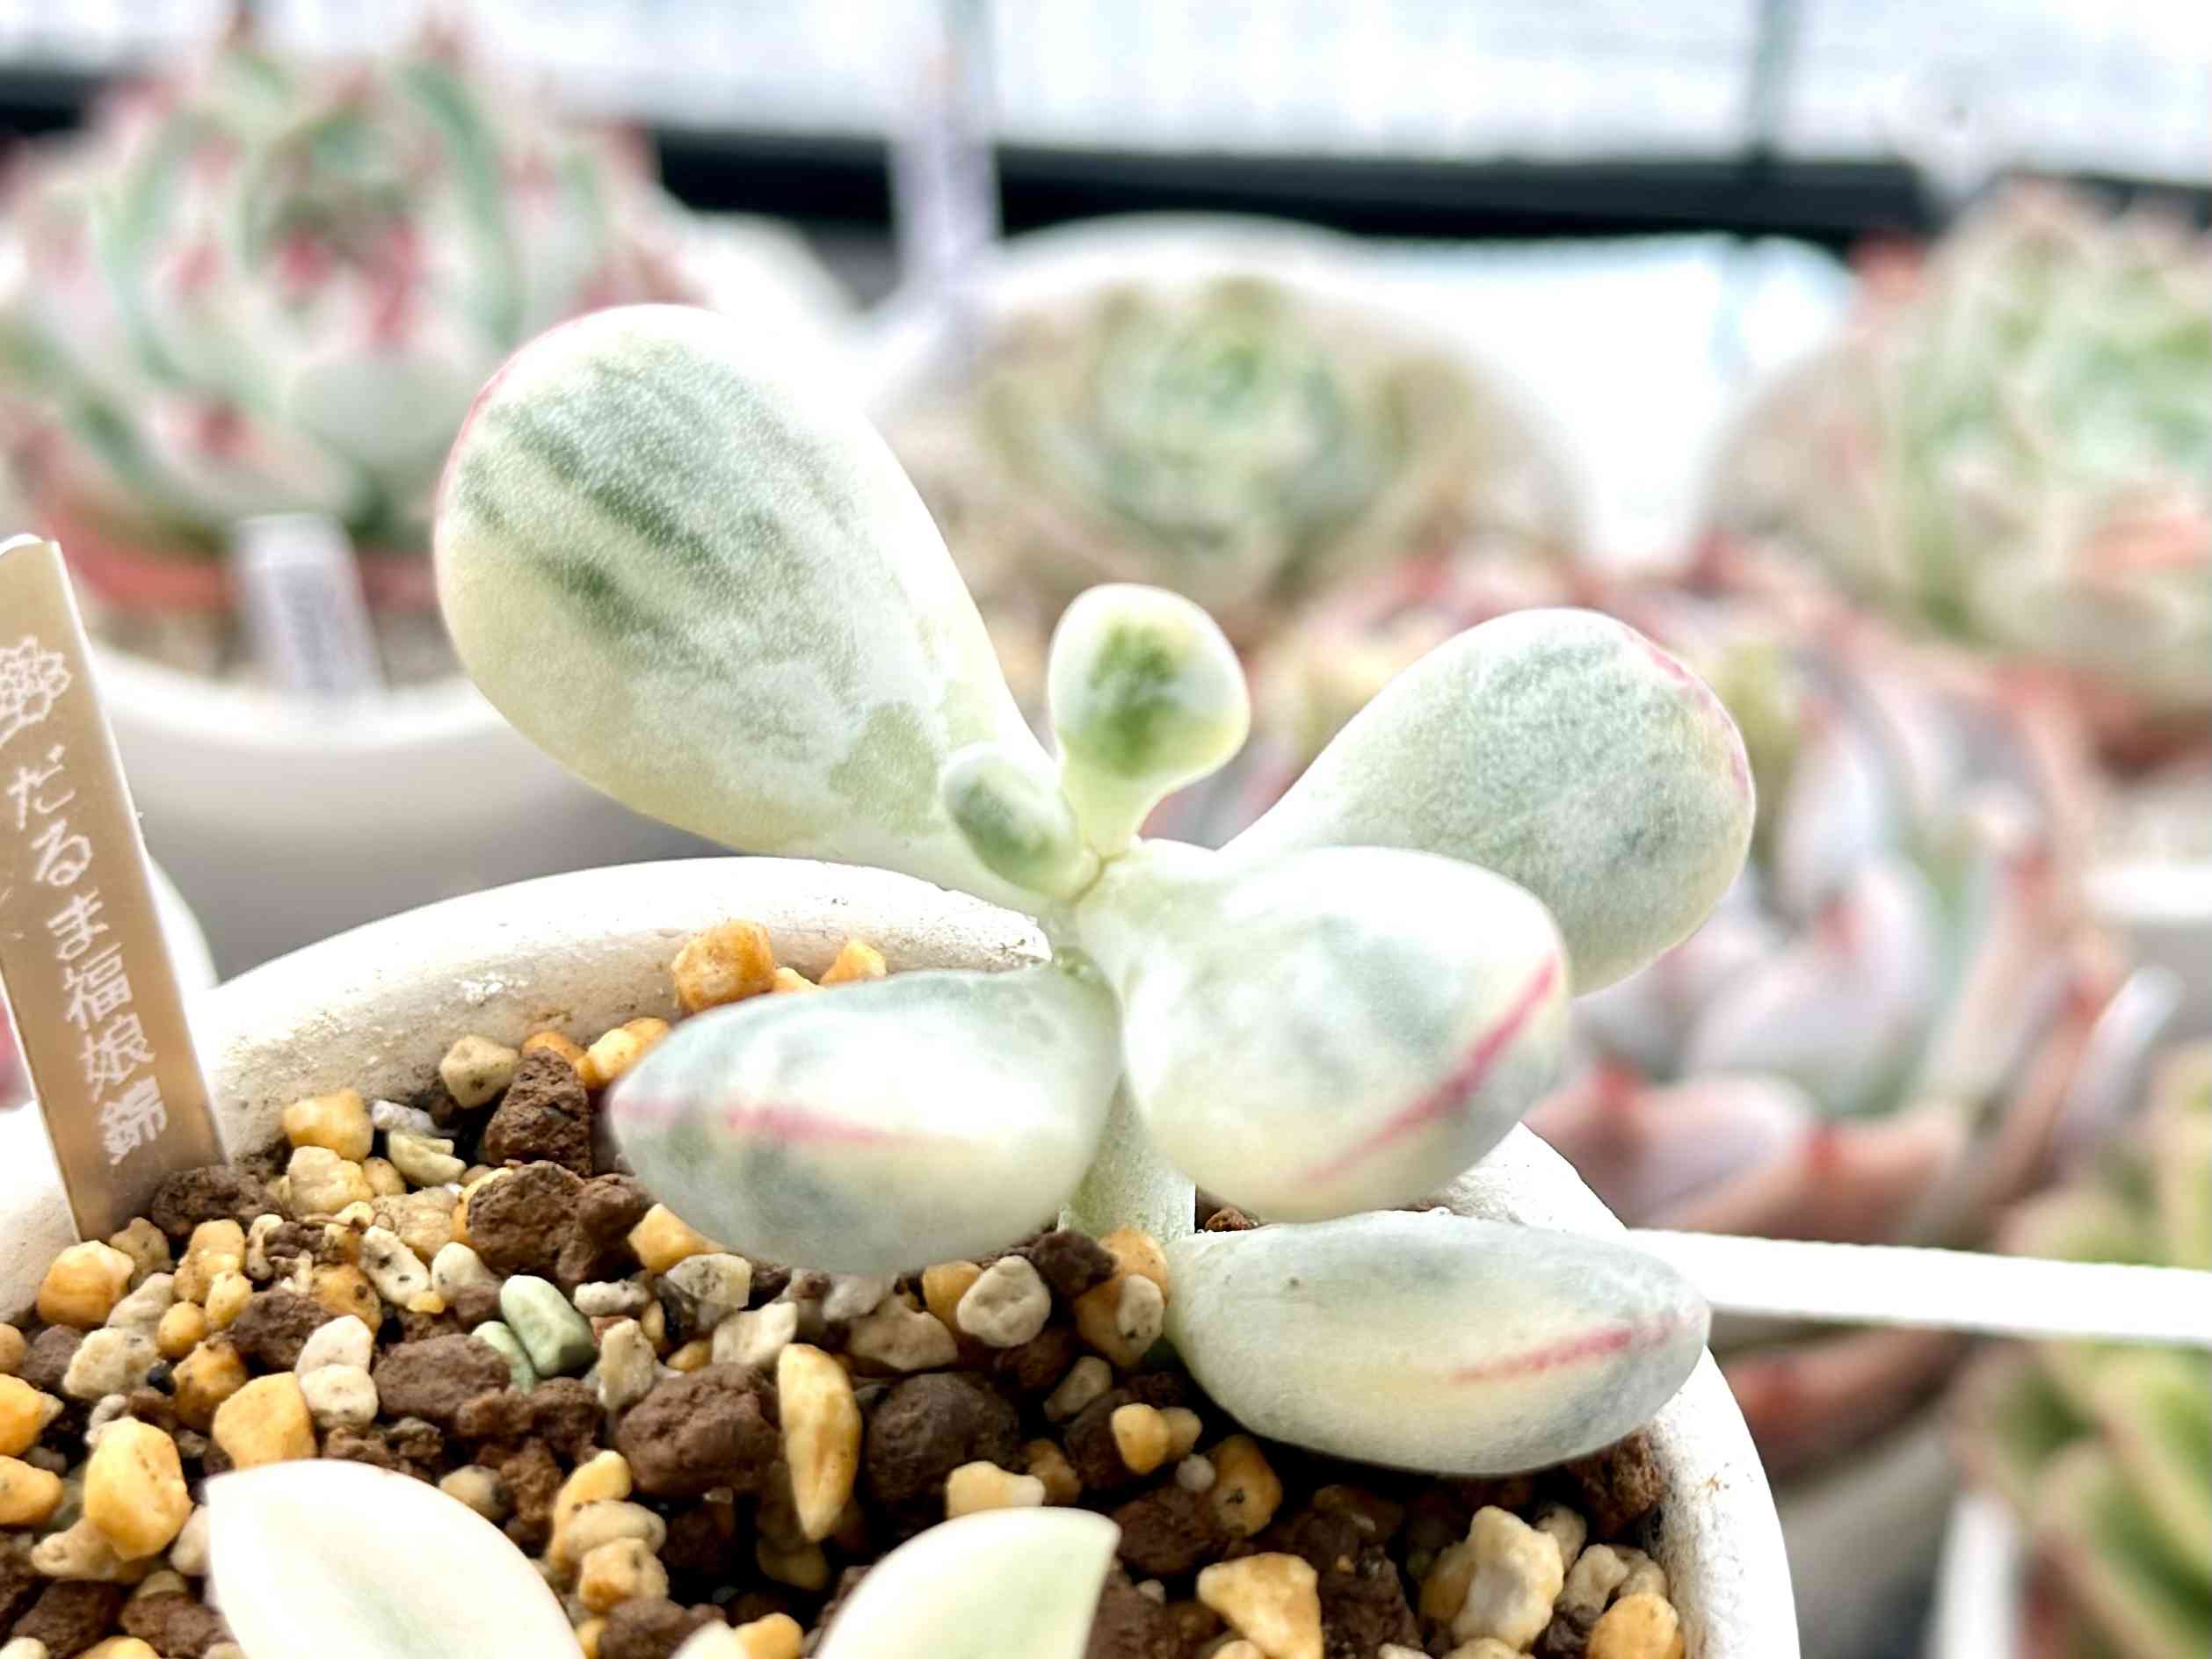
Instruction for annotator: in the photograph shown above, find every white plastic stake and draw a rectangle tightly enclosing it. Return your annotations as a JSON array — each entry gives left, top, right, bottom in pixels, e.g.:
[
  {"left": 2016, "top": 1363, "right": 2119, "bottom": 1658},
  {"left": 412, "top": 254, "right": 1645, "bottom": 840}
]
[
  {"left": 1628, "top": 1228, "right": 2212, "bottom": 1349},
  {"left": 232, "top": 512, "right": 384, "bottom": 697}
]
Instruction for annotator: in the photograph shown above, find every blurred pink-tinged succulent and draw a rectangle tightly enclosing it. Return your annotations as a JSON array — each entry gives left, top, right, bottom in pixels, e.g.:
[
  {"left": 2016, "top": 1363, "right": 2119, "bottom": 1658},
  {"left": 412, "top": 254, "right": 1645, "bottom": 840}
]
[
  {"left": 1707, "top": 184, "right": 2212, "bottom": 770},
  {"left": 0, "top": 23, "right": 700, "bottom": 645}
]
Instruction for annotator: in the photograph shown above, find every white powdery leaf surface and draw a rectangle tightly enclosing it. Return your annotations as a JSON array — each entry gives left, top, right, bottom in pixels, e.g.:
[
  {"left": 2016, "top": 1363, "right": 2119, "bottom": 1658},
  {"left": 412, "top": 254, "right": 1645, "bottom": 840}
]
[
  {"left": 1230, "top": 607, "right": 1754, "bottom": 994},
  {"left": 207, "top": 1458, "right": 579, "bottom": 1659},
  {"left": 1078, "top": 841, "right": 1568, "bottom": 1220},
  {"left": 612, "top": 964, "right": 1121, "bottom": 1275},
  {"left": 435, "top": 303, "right": 1044, "bottom": 909},
  {"left": 809, "top": 1509, "right": 1120, "bottom": 1659},
  {"left": 1167, "top": 1211, "right": 1709, "bottom": 1474}
]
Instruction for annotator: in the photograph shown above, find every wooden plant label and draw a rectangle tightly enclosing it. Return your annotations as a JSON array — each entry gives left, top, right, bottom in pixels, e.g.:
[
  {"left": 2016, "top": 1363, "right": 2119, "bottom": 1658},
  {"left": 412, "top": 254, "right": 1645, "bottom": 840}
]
[{"left": 0, "top": 536, "right": 223, "bottom": 1237}]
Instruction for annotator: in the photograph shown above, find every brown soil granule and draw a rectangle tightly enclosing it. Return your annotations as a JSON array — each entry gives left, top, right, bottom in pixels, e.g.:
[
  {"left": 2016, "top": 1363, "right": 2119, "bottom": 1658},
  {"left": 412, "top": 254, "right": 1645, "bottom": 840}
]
[
  {"left": 480, "top": 1049, "right": 595, "bottom": 1175},
  {"left": 465, "top": 1160, "right": 586, "bottom": 1278},
  {"left": 615, "top": 1365, "right": 781, "bottom": 1498},
  {"left": 371, "top": 1335, "right": 513, "bottom": 1431}
]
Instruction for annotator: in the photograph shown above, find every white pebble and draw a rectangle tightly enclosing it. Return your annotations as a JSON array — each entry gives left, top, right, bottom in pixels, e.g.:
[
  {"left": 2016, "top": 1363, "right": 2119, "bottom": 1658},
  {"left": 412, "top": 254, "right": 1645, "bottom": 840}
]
[
  {"left": 820, "top": 1274, "right": 895, "bottom": 1322},
  {"left": 712, "top": 1303, "right": 798, "bottom": 1373},
  {"left": 844, "top": 1299, "right": 956, "bottom": 1373},
  {"left": 62, "top": 1329, "right": 158, "bottom": 1402},
  {"left": 1044, "top": 1356, "right": 1113, "bottom": 1423},
  {"left": 83, "top": 1394, "right": 132, "bottom": 1443},
  {"left": 294, "top": 1315, "right": 375, "bottom": 1375},
  {"left": 387, "top": 1131, "right": 466, "bottom": 1188},
  {"left": 439, "top": 1466, "right": 509, "bottom": 1522},
  {"left": 432, "top": 1242, "right": 499, "bottom": 1303},
  {"left": 1177, "top": 1455, "right": 1217, "bottom": 1493},
  {"left": 371, "top": 1098, "right": 440, "bottom": 1139},
  {"left": 658, "top": 1252, "right": 753, "bottom": 1333},
  {"left": 104, "top": 1273, "right": 177, "bottom": 1337},
  {"left": 597, "top": 1320, "right": 659, "bottom": 1416},
  {"left": 299, "top": 1365, "right": 380, "bottom": 1429},
  {"left": 955, "top": 1256, "right": 1052, "bottom": 1348},
  {"left": 169, "top": 1506, "right": 210, "bottom": 1576},
  {"left": 573, "top": 1279, "right": 652, "bottom": 1318},
  {"left": 1, "top": 1639, "right": 51, "bottom": 1659},
  {"left": 358, "top": 1228, "right": 432, "bottom": 1306}
]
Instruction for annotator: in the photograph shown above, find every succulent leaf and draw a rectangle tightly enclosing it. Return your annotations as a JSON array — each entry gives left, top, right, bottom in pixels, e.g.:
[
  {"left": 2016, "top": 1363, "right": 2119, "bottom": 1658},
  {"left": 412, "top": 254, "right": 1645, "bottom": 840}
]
[
  {"left": 1166, "top": 1211, "right": 1708, "bottom": 1474},
  {"left": 207, "top": 1458, "right": 578, "bottom": 1659},
  {"left": 940, "top": 743, "right": 1097, "bottom": 900},
  {"left": 436, "top": 304, "right": 1047, "bottom": 907},
  {"left": 1048, "top": 583, "right": 1251, "bottom": 853},
  {"left": 1229, "top": 608, "right": 1753, "bottom": 993},
  {"left": 1679, "top": 860, "right": 1940, "bottom": 1118},
  {"left": 808, "top": 1509, "right": 1119, "bottom": 1659},
  {"left": 610, "top": 963, "right": 1121, "bottom": 1274},
  {"left": 1077, "top": 840, "right": 1569, "bottom": 1219}
]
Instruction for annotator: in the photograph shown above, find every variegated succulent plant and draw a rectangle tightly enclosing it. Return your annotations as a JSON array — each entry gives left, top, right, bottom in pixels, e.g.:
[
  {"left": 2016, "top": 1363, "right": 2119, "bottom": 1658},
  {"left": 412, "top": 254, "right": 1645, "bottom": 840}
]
[
  {"left": 1708, "top": 184, "right": 2212, "bottom": 763},
  {"left": 0, "top": 24, "right": 718, "bottom": 678},
  {"left": 1234, "top": 554, "right": 2116, "bottom": 1470},
  {"left": 880, "top": 259, "right": 1579, "bottom": 714},
  {"left": 425, "top": 301, "right": 1758, "bottom": 1510},
  {"left": 1953, "top": 1043, "right": 2210, "bottom": 1659}
]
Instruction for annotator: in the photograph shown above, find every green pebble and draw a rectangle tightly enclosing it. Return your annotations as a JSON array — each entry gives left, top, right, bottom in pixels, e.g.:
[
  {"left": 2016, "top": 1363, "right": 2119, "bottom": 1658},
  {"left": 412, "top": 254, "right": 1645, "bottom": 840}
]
[
  {"left": 471, "top": 1321, "right": 539, "bottom": 1391},
  {"left": 497, "top": 1276, "right": 598, "bottom": 1377}
]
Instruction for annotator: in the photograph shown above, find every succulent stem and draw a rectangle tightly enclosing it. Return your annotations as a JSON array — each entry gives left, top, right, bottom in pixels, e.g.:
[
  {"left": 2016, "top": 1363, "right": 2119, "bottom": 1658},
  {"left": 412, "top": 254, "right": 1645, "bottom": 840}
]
[{"left": 1064, "top": 1082, "right": 1198, "bottom": 1245}]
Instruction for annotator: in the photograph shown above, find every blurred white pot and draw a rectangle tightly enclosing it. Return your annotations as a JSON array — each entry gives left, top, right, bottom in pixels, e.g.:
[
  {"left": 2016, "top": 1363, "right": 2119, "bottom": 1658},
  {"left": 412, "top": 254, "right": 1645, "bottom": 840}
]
[
  {"left": 98, "top": 647, "right": 709, "bottom": 976},
  {"left": 0, "top": 856, "right": 1795, "bottom": 1656}
]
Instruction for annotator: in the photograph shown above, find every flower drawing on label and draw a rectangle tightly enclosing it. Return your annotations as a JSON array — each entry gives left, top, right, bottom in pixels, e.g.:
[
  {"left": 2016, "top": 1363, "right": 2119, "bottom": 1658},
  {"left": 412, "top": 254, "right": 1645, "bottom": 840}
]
[
  {"left": 98, "top": 1076, "right": 168, "bottom": 1163},
  {"left": 0, "top": 635, "right": 71, "bottom": 751},
  {"left": 47, "top": 888, "right": 109, "bottom": 960},
  {"left": 80, "top": 1011, "right": 153, "bottom": 1094},
  {"left": 6, "top": 744, "right": 69, "bottom": 832}
]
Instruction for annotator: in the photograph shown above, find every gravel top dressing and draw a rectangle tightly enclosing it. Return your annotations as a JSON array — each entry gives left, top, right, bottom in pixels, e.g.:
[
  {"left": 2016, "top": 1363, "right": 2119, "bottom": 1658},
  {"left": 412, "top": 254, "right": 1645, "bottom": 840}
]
[{"left": 0, "top": 926, "right": 1684, "bottom": 1659}]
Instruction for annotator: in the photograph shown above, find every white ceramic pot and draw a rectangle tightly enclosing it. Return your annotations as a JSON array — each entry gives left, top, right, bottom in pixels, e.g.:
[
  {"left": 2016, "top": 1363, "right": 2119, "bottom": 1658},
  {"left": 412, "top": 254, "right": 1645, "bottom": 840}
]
[
  {"left": 0, "top": 857, "right": 1796, "bottom": 1656},
  {"left": 98, "top": 648, "right": 711, "bottom": 976}
]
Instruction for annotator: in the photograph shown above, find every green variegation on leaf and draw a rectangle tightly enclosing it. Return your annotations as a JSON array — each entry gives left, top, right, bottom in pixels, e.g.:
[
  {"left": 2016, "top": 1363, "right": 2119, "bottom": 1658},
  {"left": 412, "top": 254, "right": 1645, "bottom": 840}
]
[
  {"left": 1230, "top": 605, "right": 1755, "bottom": 993},
  {"left": 434, "top": 301, "right": 1752, "bottom": 1487},
  {"left": 437, "top": 304, "right": 1045, "bottom": 909},
  {"left": 207, "top": 1459, "right": 581, "bottom": 1658},
  {"left": 1954, "top": 1042, "right": 2211, "bottom": 1659}
]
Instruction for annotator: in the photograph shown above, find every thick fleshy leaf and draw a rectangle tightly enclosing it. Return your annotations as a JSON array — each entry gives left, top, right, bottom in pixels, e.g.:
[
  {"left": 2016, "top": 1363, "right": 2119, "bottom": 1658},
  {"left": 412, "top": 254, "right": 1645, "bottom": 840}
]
[
  {"left": 1680, "top": 859, "right": 1940, "bottom": 1118},
  {"left": 1229, "top": 608, "right": 1753, "bottom": 992},
  {"left": 1522, "top": 1070, "right": 1815, "bottom": 1228},
  {"left": 1166, "top": 1212, "right": 1708, "bottom": 1474},
  {"left": 1048, "top": 583, "right": 1251, "bottom": 854},
  {"left": 2034, "top": 1443, "right": 2209, "bottom": 1659},
  {"left": 2085, "top": 1348, "right": 2212, "bottom": 1576},
  {"left": 1077, "top": 840, "right": 1568, "bottom": 1220},
  {"left": 207, "top": 1458, "right": 578, "bottom": 1659},
  {"left": 804, "top": 1509, "right": 1119, "bottom": 1659},
  {"left": 939, "top": 743, "right": 1097, "bottom": 901},
  {"left": 610, "top": 964, "right": 1121, "bottom": 1273},
  {"left": 436, "top": 303, "right": 1044, "bottom": 908},
  {"left": 1572, "top": 900, "right": 1781, "bottom": 1081}
]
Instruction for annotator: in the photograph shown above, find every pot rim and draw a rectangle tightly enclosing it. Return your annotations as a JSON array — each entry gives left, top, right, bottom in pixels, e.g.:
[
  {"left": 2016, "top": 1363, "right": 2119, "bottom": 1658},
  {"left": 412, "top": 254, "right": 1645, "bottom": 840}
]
[{"left": 0, "top": 855, "right": 1796, "bottom": 1657}]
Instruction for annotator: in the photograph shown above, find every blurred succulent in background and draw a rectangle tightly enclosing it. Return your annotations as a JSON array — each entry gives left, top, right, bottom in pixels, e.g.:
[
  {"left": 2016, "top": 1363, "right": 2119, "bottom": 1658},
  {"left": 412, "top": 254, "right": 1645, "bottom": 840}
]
[
  {"left": 0, "top": 22, "right": 836, "bottom": 682},
  {"left": 1231, "top": 552, "right": 2122, "bottom": 1471},
  {"left": 881, "top": 265, "right": 1578, "bottom": 712},
  {"left": 1708, "top": 184, "right": 2212, "bottom": 765},
  {"left": 1954, "top": 1043, "right": 2209, "bottom": 1659}
]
